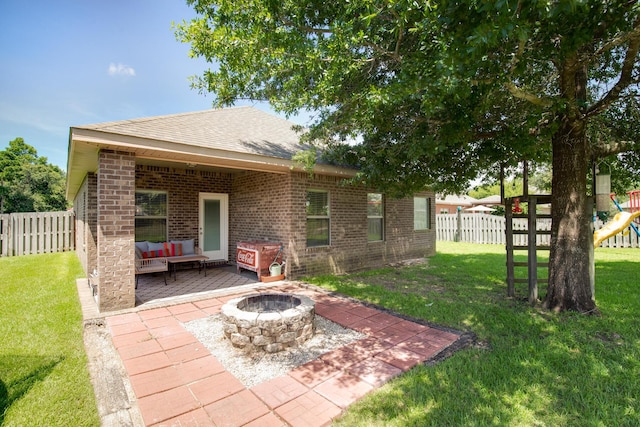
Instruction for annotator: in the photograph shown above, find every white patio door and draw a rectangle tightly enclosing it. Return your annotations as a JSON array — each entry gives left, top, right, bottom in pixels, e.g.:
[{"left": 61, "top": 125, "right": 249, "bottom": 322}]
[{"left": 199, "top": 193, "right": 228, "bottom": 260}]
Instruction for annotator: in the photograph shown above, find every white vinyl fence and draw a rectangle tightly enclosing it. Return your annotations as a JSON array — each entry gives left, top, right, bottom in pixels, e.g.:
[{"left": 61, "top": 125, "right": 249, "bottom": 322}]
[
  {"left": 436, "top": 213, "right": 639, "bottom": 248},
  {"left": 0, "top": 211, "right": 75, "bottom": 256}
]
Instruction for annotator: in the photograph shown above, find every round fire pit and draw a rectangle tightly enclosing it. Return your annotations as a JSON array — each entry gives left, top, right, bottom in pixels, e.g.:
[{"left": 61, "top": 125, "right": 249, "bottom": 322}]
[{"left": 220, "top": 293, "right": 315, "bottom": 353}]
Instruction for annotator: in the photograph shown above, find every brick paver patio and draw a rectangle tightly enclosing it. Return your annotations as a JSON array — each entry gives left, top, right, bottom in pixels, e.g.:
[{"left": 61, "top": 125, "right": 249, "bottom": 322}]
[{"left": 97, "top": 280, "right": 461, "bottom": 426}]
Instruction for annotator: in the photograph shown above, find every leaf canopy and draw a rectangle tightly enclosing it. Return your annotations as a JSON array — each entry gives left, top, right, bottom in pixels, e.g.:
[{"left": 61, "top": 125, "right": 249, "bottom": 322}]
[{"left": 176, "top": 0, "right": 640, "bottom": 196}]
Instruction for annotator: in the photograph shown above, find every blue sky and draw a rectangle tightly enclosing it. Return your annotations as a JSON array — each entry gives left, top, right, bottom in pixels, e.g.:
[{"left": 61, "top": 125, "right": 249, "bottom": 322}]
[{"left": 0, "top": 1, "right": 299, "bottom": 170}]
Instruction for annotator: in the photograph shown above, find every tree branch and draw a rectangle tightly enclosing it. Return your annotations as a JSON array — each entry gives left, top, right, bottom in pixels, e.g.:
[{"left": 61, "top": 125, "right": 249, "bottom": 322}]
[
  {"left": 394, "top": 24, "right": 404, "bottom": 59},
  {"left": 505, "top": 82, "right": 553, "bottom": 107},
  {"left": 279, "top": 17, "right": 332, "bottom": 35},
  {"left": 592, "top": 139, "right": 636, "bottom": 158},
  {"left": 505, "top": 39, "right": 553, "bottom": 107},
  {"left": 586, "top": 19, "right": 640, "bottom": 118},
  {"left": 590, "top": 12, "right": 640, "bottom": 59}
]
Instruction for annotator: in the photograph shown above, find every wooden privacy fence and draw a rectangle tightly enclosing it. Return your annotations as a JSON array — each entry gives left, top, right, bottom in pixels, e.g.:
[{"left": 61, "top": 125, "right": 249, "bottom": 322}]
[
  {"left": 436, "top": 213, "right": 639, "bottom": 248},
  {"left": 0, "top": 211, "right": 75, "bottom": 257}
]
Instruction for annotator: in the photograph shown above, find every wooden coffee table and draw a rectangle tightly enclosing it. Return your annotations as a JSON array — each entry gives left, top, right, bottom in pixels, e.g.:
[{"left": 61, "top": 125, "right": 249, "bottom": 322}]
[{"left": 166, "top": 255, "right": 208, "bottom": 280}]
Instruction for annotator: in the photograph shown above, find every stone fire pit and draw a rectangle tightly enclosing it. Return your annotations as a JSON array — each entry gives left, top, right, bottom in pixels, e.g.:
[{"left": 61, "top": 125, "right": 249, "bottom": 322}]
[{"left": 220, "top": 293, "right": 315, "bottom": 353}]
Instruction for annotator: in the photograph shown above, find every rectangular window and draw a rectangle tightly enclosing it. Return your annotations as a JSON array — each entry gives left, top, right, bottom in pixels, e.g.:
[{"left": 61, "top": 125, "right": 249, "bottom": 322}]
[
  {"left": 414, "top": 197, "right": 431, "bottom": 230},
  {"left": 135, "top": 190, "right": 168, "bottom": 242},
  {"left": 367, "top": 193, "right": 384, "bottom": 241},
  {"left": 306, "top": 190, "right": 329, "bottom": 247}
]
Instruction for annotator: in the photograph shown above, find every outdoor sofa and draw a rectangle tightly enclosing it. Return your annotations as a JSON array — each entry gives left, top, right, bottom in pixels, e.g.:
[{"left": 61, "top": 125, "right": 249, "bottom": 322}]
[{"left": 134, "top": 239, "right": 205, "bottom": 286}]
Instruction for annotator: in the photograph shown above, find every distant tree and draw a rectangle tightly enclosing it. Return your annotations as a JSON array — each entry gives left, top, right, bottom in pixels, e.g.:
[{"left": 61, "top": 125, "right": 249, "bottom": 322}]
[
  {"left": 177, "top": 1, "right": 640, "bottom": 313},
  {"left": 469, "top": 177, "right": 533, "bottom": 200},
  {"left": 0, "top": 138, "right": 68, "bottom": 214}
]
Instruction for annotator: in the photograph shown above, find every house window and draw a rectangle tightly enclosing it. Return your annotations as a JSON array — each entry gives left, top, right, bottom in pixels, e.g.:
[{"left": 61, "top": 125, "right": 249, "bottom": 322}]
[
  {"left": 306, "top": 190, "right": 329, "bottom": 247},
  {"left": 414, "top": 197, "right": 431, "bottom": 230},
  {"left": 440, "top": 208, "right": 449, "bottom": 214},
  {"left": 135, "top": 190, "right": 168, "bottom": 242},
  {"left": 367, "top": 193, "right": 384, "bottom": 241}
]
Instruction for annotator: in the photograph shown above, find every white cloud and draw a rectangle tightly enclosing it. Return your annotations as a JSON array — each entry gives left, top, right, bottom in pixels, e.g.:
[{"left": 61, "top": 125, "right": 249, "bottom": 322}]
[{"left": 108, "top": 63, "right": 136, "bottom": 77}]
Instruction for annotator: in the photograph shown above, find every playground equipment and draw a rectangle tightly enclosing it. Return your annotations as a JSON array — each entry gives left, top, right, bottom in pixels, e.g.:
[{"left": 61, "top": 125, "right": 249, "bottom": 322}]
[
  {"left": 502, "top": 161, "right": 552, "bottom": 304},
  {"left": 593, "top": 211, "right": 640, "bottom": 248},
  {"left": 503, "top": 159, "right": 638, "bottom": 303},
  {"left": 628, "top": 189, "right": 640, "bottom": 213},
  {"left": 593, "top": 191, "right": 640, "bottom": 248}
]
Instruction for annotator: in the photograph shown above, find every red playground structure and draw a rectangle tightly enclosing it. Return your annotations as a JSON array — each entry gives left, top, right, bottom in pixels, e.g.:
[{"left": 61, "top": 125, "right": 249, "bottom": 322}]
[{"left": 628, "top": 189, "right": 640, "bottom": 214}]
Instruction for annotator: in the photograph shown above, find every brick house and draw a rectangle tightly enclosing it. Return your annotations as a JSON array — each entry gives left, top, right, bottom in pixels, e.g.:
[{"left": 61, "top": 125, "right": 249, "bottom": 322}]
[{"left": 66, "top": 107, "right": 436, "bottom": 312}]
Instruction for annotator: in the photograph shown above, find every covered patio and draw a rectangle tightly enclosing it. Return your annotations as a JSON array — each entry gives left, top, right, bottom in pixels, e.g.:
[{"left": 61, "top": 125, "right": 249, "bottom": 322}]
[
  {"left": 68, "top": 107, "right": 436, "bottom": 313},
  {"left": 134, "top": 264, "right": 262, "bottom": 306}
]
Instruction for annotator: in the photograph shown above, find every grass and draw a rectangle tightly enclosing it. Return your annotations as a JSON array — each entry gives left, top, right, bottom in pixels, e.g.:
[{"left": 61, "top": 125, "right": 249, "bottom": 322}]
[
  {"left": 0, "top": 252, "right": 99, "bottom": 427},
  {"left": 0, "top": 244, "right": 637, "bottom": 426},
  {"left": 306, "top": 241, "right": 640, "bottom": 426}
]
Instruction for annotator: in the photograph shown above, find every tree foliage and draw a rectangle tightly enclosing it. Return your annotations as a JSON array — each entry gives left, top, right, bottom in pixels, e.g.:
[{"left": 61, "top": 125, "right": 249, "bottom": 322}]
[
  {"left": 0, "top": 138, "right": 68, "bottom": 214},
  {"left": 177, "top": 0, "right": 639, "bottom": 190},
  {"left": 176, "top": 0, "right": 640, "bottom": 312}
]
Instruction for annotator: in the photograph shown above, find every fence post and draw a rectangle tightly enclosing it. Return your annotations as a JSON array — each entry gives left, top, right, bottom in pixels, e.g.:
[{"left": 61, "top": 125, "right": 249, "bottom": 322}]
[
  {"left": 0, "top": 214, "right": 8, "bottom": 256},
  {"left": 505, "top": 198, "right": 515, "bottom": 297},
  {"left": 454, "top": 207, "right": 462, "bottom": 242},
  {"left": 527, "top": 196, "right": 538, "bottom": 304}
]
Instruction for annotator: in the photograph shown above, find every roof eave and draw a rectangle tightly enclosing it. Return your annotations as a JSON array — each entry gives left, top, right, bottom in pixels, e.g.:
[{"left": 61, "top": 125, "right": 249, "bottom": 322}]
[{"left": 65, "top": 128, "right": 357, "bottom": 201}]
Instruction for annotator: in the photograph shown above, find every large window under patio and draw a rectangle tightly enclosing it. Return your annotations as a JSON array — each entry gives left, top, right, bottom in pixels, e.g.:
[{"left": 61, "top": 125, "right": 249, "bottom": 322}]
[{"left": 135, "top": 190, "right": 167, "bottom": 242}]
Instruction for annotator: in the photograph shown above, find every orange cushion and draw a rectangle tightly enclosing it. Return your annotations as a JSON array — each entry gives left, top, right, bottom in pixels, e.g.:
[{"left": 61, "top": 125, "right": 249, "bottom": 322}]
[{"left": 174, "top": 243, "right": 183, "bottom": 256}]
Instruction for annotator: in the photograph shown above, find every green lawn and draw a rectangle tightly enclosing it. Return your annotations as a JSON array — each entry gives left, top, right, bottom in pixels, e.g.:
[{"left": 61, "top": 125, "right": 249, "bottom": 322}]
[
  {"left": 1, "top": 244, "right": 638, "bottom": 426},
  {"left": 306, "top": 242, "right": 640, "bottom": 426},
  {"left": 0, "top": 252, "right": 99, "bottom": 427}
]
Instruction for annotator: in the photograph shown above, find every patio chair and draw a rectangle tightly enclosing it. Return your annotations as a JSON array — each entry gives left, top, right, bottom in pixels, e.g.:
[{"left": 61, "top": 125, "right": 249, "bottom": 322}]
[{"left": 134, "top": 251, "right": 168, "bottom": 288}]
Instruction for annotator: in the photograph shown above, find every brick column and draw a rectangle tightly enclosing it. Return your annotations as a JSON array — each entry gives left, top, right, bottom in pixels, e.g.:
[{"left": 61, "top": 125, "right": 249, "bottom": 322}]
[{"left": 97, "top": 150, "right": 136, "bottom": 311}]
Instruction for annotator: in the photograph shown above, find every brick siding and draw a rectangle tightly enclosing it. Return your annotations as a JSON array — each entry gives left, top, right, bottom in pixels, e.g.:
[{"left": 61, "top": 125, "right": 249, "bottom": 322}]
[
  {"left": 287, "top": 172, "right": 436, "bottom": 277},
  {"left": 81, "top": 156, "right": 435, "bottom": 311},
  {"left": 229, "top": 171, "right": 291, "bottom": 256},
  {"left": 135, "top": 166, "right": 435, "bottom": 278},
  {"left": 135, "top": 165, "right": 233, "bottom": 244}
]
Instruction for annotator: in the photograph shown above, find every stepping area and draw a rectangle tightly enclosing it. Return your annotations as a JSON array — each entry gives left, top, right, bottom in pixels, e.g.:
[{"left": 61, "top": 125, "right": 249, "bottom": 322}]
[{"left": 104, "top": 282, "right": 461, "bottom": 426}]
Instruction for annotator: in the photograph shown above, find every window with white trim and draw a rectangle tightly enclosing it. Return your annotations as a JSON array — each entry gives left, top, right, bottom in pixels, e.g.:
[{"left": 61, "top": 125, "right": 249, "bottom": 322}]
[
  {"left": 414, "top": 197, "right": 431, "bottom": 230},
  {"left": 135, "top": 190, "right": 168, "bottom": 242},
  {"left": 306, "top": 190, "right": 329, "bottom": 247},
  {"left": 367, "top": 193, "right": 384, "bottom": 241}
]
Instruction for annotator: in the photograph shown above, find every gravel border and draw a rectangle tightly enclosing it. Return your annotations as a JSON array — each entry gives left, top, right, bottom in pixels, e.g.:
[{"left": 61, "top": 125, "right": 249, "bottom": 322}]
[{"left": 183, "top": 315, "right": 365, "bottom": 388}]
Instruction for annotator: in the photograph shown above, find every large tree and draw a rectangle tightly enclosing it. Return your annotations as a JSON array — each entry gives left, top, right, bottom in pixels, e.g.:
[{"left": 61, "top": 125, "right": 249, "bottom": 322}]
[
  {"left": 176, "top": 0, "right": 640, "bottom": 312},
  {"left": 0, "top": 138, "right": 68, "bottom": 214}
]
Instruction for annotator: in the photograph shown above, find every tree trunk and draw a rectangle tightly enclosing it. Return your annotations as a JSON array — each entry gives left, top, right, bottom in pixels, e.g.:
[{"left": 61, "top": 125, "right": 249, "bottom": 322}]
[{"left": 545, "top": 117, "right": 596, "bottom": 312}]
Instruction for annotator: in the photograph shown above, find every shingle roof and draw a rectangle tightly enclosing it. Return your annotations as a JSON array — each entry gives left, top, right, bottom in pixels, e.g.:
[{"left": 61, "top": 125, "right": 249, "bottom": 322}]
[
  {"left": 435, "top": 194, "right": 478, "bottom": 206},
  {"left": 67, "top": 106, "right": 358, "bottom": 201},
  {"left": 475, "top": 195, "right": 503, "bottom": 205},
  {"left": 74, "top": 106, "right": 307, "bottom": 160}
]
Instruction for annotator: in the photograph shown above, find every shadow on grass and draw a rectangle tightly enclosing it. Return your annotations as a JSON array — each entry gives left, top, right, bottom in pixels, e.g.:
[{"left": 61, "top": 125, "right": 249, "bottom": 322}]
[
  {"left": 323, "top": 252, "right": 517, "bottom": 318},
  {"left": 312, "top": 250, "right": 640, "bottom": 425},
  {"left": 0, "top": 355, "right": 63, "bottom": 424}
]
